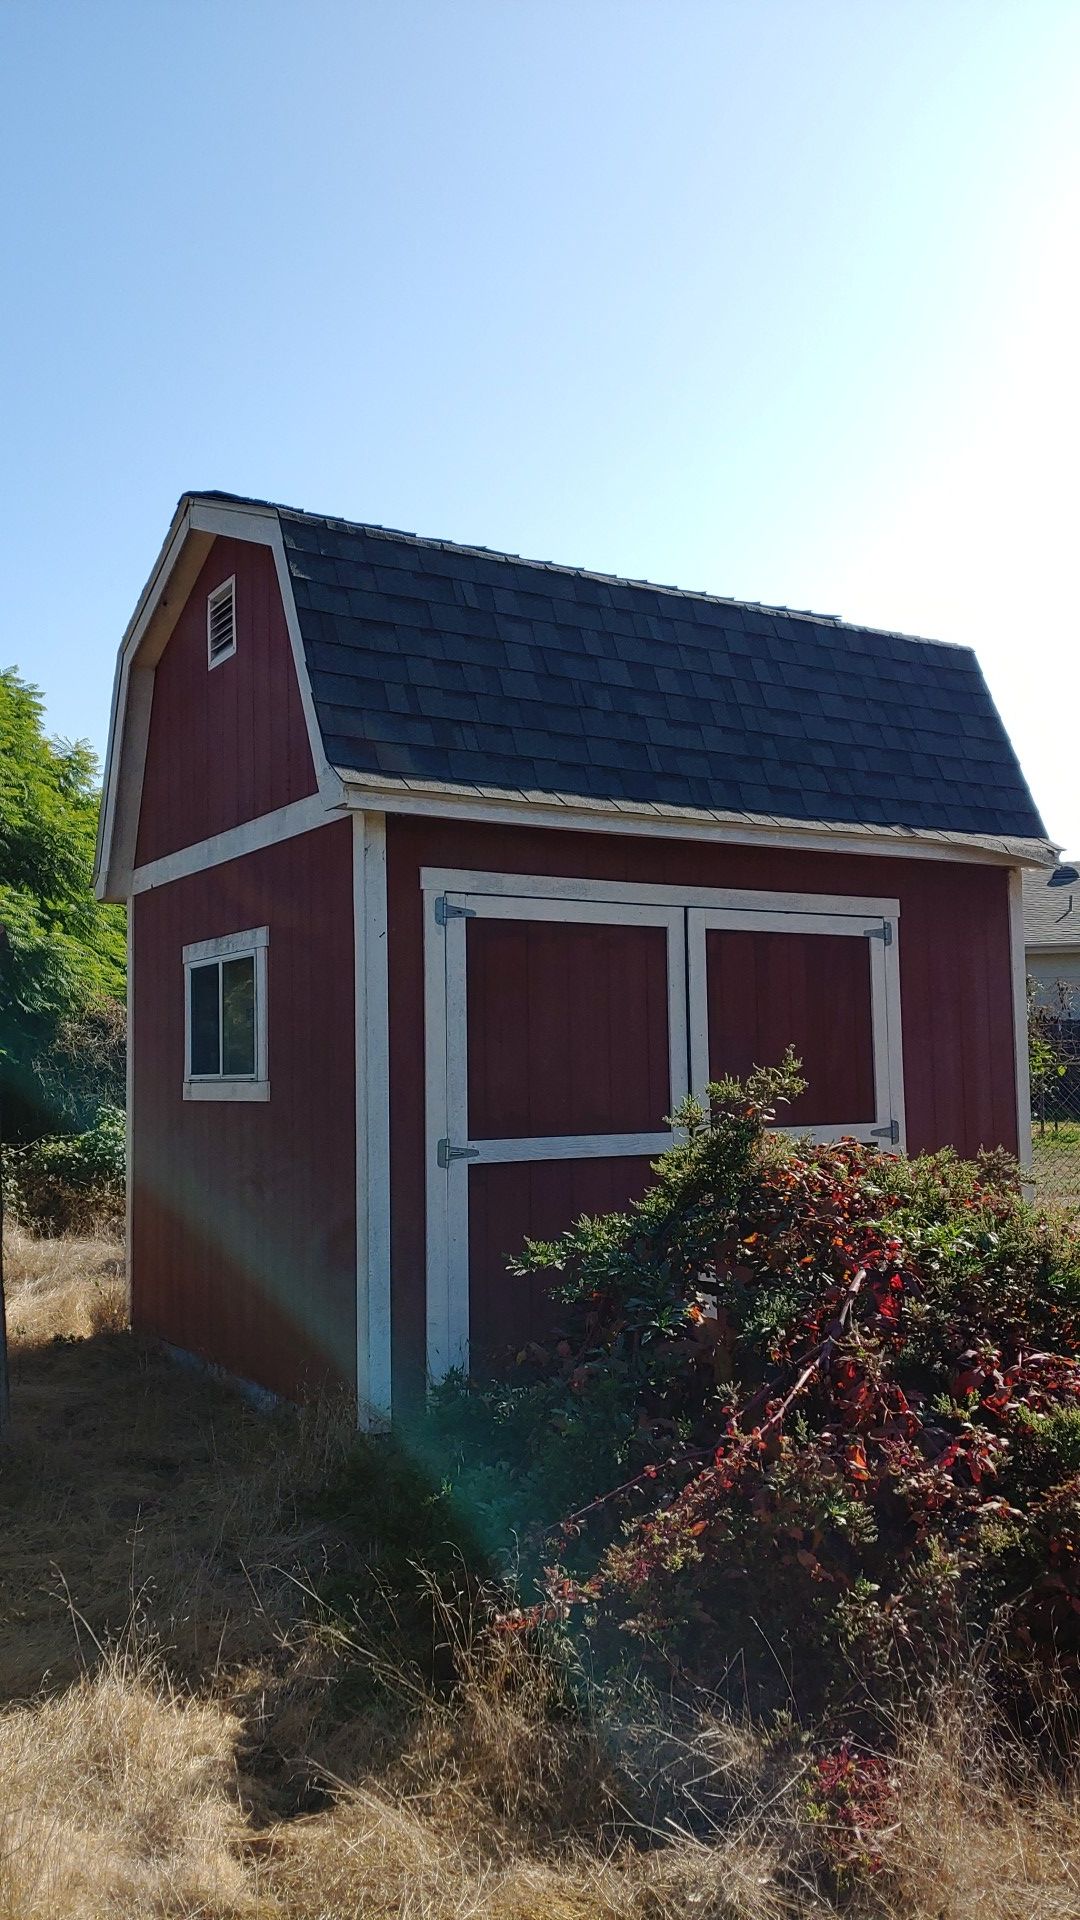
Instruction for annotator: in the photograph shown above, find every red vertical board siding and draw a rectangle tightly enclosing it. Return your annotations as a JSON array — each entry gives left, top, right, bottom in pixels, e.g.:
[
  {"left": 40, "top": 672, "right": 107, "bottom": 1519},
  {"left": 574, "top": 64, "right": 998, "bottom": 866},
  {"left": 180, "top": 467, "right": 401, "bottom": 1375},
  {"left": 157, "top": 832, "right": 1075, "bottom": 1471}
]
[
  {"left": 705, "top": 929, "right": 876, "bottom": 1125},
  {"left": 466, "top": 919, "right": 670, "bottom": 1139},
  {"left": 386, "top": 816, "right": 1018, "bottom": 1401},
  {"left": 469, "top": 1157, "right": 657, "bottom": 1368},
  {"left": 135, "top": 538, "right": 317, "bottom": 867},
  {"left": 131, "top": 820, "right": 355, "bottom": 1399}
]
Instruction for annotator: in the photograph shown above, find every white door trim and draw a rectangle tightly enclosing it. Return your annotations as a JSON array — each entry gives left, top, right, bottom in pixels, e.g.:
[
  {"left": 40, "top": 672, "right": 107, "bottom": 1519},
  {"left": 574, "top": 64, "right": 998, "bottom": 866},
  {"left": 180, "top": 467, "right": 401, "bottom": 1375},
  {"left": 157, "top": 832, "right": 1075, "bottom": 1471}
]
[
  {"left": 424, "top": 884, "right": 689, "bottom": 1380},
  {"left": 1008, "top": 867, "right": 1033, "bottom": 1170},
  {"left": 423, "top": 867, "right": 907, "bottom": 1384},
  {"left": 420, "top": 867, "right": 900, "bottom": 920},
  {"left": 687, "top": 905, "right": 905, "bottom": 1148}
]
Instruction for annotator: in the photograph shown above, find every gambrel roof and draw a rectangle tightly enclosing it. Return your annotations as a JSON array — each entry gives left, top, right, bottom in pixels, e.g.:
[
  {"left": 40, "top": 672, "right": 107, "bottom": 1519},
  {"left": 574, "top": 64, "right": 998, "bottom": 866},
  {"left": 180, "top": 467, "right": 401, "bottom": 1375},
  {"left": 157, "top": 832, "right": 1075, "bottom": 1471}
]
[
  {"left": 265, "top": 498, "right": 1045, "bottom": 840},
  {"left": 96, "top": 491, "right": 1054, "bottom": 900}
]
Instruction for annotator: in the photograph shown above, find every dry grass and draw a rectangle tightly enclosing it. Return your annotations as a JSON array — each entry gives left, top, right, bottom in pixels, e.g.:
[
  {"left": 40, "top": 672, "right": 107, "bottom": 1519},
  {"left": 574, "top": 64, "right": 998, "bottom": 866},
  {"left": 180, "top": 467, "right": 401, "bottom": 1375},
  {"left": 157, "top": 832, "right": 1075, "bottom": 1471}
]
[
  {"left": 0, "top": 1224, "right": 355, "bottom": 1706},
  {"left": 4, "top": 1225, "right": 127, "bottom": 1346},
  {"left": 0, "top": 1656, "right": 251, "bottom": 1919},
  {"left": 876, "top": 1706, "right": 1080, "bottom": 1920},
  {"left": 0, "top": 1232, "right": 1079, "bottom": 1918}
]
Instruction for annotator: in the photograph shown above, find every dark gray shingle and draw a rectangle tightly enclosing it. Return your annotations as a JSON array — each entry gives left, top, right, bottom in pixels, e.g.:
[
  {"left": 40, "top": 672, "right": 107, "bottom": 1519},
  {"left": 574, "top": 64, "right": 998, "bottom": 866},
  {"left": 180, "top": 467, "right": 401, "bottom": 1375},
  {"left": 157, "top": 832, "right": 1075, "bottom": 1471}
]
[{"left": 229, "top": 497, "right": 1046, "bottom": 840}]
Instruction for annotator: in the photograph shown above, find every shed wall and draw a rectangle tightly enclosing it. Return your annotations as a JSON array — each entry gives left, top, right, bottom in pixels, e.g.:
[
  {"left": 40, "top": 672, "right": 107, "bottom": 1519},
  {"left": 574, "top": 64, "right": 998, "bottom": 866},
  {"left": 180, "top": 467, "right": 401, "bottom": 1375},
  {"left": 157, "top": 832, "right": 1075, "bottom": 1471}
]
[
  {"left": 135, "top": 536, "right": 317, "bottom": 866},
  {"left": 130, "top": 819, "right": 355, "bottom": 1398},
  {"left": 386, "top": 815, "right": 1019, "bottom": 1397}
]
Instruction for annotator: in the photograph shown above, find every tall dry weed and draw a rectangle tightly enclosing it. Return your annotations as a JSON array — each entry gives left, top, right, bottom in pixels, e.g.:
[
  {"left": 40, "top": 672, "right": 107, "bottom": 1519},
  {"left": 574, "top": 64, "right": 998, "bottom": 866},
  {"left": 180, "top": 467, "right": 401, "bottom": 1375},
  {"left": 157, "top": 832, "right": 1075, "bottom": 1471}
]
[
  {"left": 3, "top": 1225, "right": 126, "bottom": 1345},
  {"left": 0, "top": 1652, "right": 253, "bottom": 1919},
  {"left": 1, "top": 1235, "right": 1080, "bottom": 1920}
]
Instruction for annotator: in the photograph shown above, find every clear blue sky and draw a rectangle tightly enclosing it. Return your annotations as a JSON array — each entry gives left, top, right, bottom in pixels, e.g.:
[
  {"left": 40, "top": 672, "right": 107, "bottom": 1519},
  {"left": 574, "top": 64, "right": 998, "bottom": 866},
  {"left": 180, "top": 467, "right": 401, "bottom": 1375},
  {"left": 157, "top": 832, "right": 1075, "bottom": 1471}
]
[{"left": 3, "top": 0, "right": 1078, "bottom": 846}]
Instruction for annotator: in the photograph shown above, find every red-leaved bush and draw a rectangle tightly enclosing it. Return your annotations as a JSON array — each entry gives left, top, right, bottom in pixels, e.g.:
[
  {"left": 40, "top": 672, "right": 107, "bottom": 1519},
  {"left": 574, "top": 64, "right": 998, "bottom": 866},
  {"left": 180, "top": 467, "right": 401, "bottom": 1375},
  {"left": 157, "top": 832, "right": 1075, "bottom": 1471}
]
[{"left": 465, "top": 1057, "right": 1080, "bottom": 1716}]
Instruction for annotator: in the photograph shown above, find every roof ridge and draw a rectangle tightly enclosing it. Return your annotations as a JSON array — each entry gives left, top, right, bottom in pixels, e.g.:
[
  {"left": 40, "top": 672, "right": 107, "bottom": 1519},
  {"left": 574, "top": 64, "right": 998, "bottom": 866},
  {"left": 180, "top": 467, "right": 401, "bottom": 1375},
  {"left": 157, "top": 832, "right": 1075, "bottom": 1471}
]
[{"left": 189, "top": 489, "right": 971, "bottom": 655}]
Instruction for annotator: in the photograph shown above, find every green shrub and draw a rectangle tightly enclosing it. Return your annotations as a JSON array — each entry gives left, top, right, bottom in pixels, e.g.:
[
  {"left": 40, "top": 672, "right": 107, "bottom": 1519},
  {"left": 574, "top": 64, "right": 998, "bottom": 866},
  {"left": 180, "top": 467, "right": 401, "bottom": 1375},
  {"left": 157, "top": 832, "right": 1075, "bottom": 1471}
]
[
  {"left": 384, "top": 1061, "right": 1080, "bottom": 1723},
  {"left": 0, "top": 668, "right": 126, "bottom": 1140},
  {"left": 3, "top": 1104, "right": 125, "bottom": 1235}
]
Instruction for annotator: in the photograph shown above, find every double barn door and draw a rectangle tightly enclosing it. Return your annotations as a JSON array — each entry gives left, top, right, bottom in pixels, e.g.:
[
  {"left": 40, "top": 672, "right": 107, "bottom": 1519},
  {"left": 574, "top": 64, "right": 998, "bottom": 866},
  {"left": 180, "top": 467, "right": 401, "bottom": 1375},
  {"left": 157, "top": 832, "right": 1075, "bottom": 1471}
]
[{"left": 423, "top": 870, "right": 904, "bottom": 1377}]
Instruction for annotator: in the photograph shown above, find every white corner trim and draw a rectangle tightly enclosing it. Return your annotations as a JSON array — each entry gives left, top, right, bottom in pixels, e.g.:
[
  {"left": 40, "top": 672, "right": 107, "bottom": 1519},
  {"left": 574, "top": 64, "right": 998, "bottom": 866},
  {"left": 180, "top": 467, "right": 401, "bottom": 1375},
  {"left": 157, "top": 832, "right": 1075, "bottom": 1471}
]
[
  {"left": 125, "top": 906, "right": 134, "bottom": 1322},
  {"left": 1008, "top": 867, "right": 1034, "bottom": 1169},
  {"left": 354, "top": 812, "right": 392, "bottom": 1427},
  {"left": 131, "top": 794, "right": 338, "bottom": 894},
  {"left": 420, "top": 868, "right": 901, "bottom": 919}
]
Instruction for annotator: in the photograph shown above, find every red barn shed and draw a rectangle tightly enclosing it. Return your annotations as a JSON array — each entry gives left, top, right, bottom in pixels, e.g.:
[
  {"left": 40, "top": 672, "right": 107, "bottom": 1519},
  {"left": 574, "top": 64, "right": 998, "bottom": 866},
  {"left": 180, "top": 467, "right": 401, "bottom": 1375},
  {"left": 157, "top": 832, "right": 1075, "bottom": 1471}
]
[{"left": 95, "top": 492, "right": 1054, "bottom": 1420}]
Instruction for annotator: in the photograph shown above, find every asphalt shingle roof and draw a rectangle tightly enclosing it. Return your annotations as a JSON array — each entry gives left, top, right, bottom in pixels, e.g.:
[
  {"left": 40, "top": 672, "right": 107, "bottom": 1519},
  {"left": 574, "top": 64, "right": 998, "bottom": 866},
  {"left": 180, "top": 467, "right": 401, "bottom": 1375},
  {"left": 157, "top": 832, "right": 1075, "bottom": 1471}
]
[
  {"left": 231, "top": 496, "right": 1049, "bottom": 841},
  {"left": 1025, "top": 865, "right": 1080, "bottom": 949}
]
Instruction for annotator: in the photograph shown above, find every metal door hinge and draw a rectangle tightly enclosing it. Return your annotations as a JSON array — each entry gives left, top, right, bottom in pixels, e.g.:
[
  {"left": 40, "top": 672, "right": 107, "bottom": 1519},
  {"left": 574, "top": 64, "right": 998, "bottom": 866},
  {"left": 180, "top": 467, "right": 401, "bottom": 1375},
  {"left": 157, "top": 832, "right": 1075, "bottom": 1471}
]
[
  {"left": 437, "top": 1137, "right": 480, "bottom": 1168},
  {"left": 871, "top": 1118, "right": 901, "bottom": 1144},
  {"left": 434, "top": 896, "right": 476, "bottom": 926},
  {"left": 863, "top": 922, "right": 893, "bottom": 946}
]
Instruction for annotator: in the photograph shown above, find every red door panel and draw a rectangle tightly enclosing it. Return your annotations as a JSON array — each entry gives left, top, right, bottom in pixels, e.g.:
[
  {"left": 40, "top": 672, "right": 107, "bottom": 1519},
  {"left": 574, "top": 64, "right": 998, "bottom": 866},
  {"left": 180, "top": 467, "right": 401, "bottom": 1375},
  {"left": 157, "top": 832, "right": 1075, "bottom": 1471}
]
[
  {"left": 465, "top": 918, "right": 671, "bottom": 1139},
  {"left": 705, "top": 928, "right": 876, "bottom": 1126},
  {"left": 468, "top": 1155, "right": 656, "bottom": 1367}
]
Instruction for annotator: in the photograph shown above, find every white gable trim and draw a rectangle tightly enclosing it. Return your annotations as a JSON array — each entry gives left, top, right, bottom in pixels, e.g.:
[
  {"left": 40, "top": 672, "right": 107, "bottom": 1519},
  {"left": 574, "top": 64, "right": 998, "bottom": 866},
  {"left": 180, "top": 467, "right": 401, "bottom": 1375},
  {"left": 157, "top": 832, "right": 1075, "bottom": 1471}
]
[
  {"left": 186, "top": 498, "right": 341, "bottom": 809},
  {"left": 94, "top": 495, "right": 342, "bottom": 902},
  {"left": 96, "top": 499, "right": 200, "bottom": 901}
]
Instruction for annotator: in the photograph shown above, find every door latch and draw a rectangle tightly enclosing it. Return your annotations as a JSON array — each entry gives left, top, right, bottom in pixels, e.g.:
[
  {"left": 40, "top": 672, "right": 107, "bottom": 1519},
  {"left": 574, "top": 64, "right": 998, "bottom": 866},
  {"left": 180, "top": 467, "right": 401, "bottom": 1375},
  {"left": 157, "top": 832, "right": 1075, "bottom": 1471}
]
[
  {"left": 437, "top": 1138, "right": 480, "bottom": 1168},
  {"left": 870, "top": 1118, "right": 901, "bottom": 1145}
]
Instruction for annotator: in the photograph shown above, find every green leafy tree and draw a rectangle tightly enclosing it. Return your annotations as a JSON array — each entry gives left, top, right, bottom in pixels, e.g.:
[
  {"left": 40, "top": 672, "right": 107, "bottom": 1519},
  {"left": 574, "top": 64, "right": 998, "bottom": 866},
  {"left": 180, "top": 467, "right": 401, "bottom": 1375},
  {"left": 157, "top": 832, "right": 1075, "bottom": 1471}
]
[{"left": 0, "top": 668, "right": 125, "bottom": 1139}]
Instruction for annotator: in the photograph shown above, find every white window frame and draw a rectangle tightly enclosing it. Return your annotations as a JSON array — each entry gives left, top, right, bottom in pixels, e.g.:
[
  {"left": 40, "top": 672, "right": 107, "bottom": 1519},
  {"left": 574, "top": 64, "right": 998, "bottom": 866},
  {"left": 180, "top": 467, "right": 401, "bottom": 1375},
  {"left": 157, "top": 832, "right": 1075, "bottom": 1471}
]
[
  {"left": 206, "top": 575, "right": 237, "bottom": 669},
  {"left": 421, "top": 869, "right": 905, "bottom": 1383},
  {"left": 424, "top": 884, "right": 689, "bottom": 1378},
  {"left": 686, "top": 906, "right": 904, "bottom": 1147},
  {"left": 182, "top": 925, "right": 269, "bottom": 1102}
]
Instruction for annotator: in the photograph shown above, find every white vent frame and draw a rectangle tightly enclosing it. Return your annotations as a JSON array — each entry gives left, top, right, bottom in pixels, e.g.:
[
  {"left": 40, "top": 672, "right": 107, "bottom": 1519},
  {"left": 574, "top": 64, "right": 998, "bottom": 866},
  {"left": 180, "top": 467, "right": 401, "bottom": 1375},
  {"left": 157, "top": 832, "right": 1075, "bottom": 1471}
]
[{"left": 206, "top": 575, "right": 237, "bottom": 669}]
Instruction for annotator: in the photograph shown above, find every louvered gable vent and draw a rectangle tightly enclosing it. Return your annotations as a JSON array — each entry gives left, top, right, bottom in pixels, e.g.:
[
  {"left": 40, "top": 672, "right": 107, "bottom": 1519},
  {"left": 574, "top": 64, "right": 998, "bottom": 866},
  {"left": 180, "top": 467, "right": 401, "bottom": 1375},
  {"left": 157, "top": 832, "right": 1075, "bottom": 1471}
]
[{"left": 207, "top": 577, "right": 236, "bottom": 667}]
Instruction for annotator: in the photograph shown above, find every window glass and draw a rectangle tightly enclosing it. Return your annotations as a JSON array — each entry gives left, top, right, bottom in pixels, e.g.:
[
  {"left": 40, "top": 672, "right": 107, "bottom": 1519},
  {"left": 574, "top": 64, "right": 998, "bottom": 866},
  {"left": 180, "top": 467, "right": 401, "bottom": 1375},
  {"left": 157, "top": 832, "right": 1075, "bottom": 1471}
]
[
  {"left": 221, "top": 955, "right": 256, "bottom": 1076},
  {"left": 189, "top": 962, "right": 221, "bottom": 1075}
]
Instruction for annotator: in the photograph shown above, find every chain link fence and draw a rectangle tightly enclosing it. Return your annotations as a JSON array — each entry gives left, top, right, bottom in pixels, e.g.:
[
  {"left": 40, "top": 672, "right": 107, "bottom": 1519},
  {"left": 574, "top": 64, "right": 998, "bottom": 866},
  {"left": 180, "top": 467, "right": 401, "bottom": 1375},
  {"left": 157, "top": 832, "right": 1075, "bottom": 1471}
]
[{"left": 1030, "top": 1007, "right": 1080, "bottom": 1212}]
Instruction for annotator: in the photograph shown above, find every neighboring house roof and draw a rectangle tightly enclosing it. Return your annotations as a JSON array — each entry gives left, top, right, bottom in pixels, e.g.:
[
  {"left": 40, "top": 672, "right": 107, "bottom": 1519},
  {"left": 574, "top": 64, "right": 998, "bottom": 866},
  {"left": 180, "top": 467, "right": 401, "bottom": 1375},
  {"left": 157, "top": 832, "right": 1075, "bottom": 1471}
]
[
  {"left": 1024, "top": 864, "right": 1080, "bottom": 951},
  {"left": 245, "top": 494, "right": 1044, "bottom": 841}
]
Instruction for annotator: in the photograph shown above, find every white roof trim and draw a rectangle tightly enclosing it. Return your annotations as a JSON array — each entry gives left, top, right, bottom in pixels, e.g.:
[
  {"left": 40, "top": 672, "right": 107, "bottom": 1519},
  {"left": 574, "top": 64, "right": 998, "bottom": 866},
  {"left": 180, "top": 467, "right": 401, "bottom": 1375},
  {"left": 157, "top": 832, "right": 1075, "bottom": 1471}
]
[
  {"left": 94, "top": 494, "right": 342, "bottom": 901},
  {"left": 333, "top": 768, "right": 1057, "bottom": 869}
]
